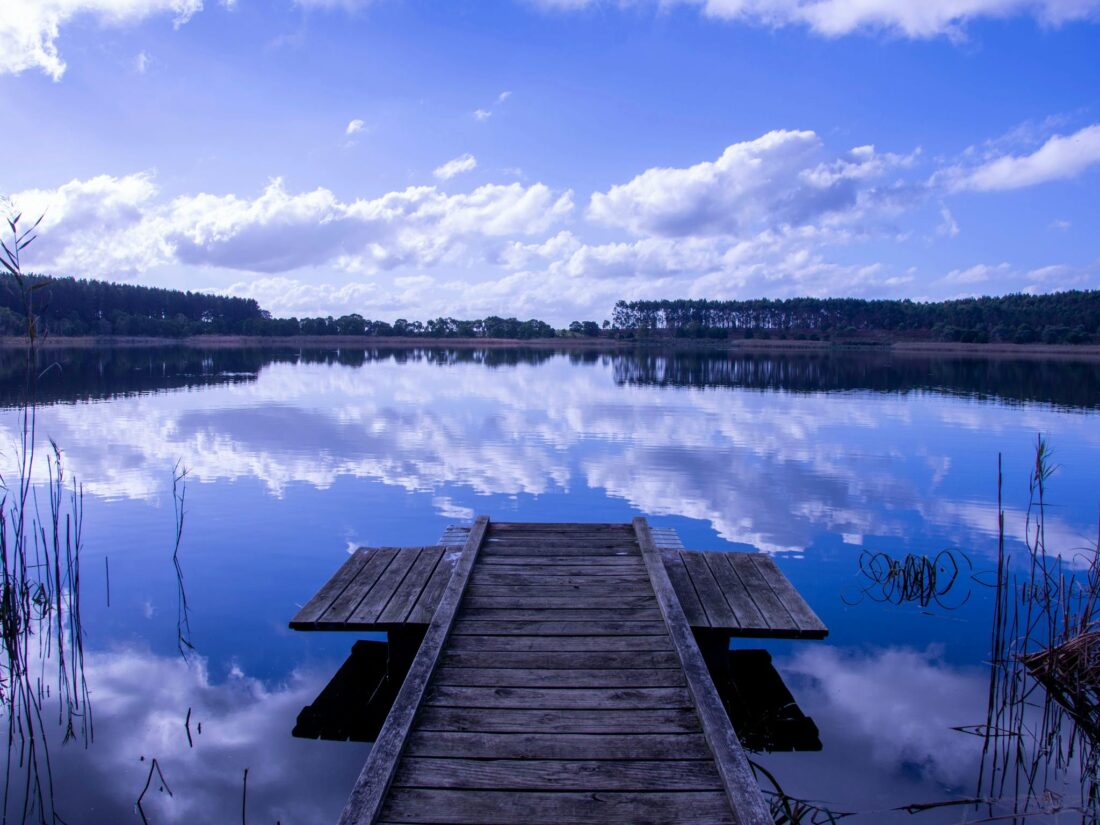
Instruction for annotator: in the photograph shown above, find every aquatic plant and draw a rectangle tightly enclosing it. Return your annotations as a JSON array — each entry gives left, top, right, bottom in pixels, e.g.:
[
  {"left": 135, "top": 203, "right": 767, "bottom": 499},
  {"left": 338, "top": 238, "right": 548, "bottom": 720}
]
[
  {"left": 976, "top": 436, "right": 1100, "bottom": 822},
  {"left": 842, "top": 547, "right": 974, "bottom": 610},
  {"left": 0, "top": 211, "right": 91, "bottom": 824}
]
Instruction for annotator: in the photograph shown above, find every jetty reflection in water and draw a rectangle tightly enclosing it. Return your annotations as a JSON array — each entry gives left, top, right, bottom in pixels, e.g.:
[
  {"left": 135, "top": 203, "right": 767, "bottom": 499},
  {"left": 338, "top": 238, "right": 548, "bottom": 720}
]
[{"left": 0, "top": 344, "right": 1096, "bottom": 822}]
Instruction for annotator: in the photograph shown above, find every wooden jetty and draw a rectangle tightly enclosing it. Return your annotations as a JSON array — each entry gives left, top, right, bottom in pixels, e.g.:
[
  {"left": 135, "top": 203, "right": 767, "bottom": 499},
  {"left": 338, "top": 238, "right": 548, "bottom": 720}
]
[{"left": 292, "top": 517, "right": 827, "bottom": 825}]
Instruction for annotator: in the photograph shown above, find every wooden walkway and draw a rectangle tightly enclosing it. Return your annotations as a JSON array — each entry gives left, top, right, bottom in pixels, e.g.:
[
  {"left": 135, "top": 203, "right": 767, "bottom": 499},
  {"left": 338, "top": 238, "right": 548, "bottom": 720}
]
[{"left": 293, "top": 518, "right": 826, "bottom": 825}]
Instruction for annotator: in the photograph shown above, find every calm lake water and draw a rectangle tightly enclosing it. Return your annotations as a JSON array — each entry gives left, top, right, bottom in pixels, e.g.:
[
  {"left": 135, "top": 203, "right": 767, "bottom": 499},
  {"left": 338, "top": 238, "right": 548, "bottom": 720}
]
[{"left": 3, "top": 345, "right": 1099, "bottom": 824}]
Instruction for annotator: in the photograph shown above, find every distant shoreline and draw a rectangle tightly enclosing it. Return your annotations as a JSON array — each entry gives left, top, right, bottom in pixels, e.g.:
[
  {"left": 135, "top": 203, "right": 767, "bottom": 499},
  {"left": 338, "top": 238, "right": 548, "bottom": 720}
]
[{"left": 3, "top": 334, "right": 1100, "bottom": 360}]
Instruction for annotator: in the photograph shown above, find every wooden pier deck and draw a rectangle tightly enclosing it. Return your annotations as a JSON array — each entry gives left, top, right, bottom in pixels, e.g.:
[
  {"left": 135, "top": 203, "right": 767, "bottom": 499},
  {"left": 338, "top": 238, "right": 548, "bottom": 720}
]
[{"left": 292, "top": 517, "right": 827, "bottom": 825}]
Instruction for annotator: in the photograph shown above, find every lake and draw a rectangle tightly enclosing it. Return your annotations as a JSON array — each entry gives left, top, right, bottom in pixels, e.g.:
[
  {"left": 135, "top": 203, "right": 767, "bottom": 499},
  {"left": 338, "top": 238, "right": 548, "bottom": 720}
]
[{"left": 2, "top": 344, "right": 1098, "bottom": 824}]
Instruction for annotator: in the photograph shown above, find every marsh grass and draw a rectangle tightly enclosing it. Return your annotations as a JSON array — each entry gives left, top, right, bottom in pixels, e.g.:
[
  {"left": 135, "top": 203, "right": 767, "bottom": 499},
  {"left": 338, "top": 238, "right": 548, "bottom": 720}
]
[
  {"left": 0, "top": 211, "right": 90, "bottom": 824},
  {"left": 975, "top": 437, "right": 1100, "bottom": 821}
]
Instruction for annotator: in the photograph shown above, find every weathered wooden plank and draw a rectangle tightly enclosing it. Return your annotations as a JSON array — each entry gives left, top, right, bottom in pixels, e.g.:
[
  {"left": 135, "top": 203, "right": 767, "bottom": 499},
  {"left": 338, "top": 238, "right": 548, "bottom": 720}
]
[
  {"left": 447, "top": 635, "right": 673, "bottom": 652},
  {"left": 439, "top": 650, "right": 680, "bottom": 670},
  {"left": 422, "top": 685, "right": 694, "bottom": 710},
  {"left": 458, "top": 607, "right": 662, "bottom": 622},
  {"left": 489, "top": 523, "right": 634, "bottom": 532},
  {"left": 660, "top": 550, "right": 709, "bottom": 628},
  {"left": 392, "top": 758, "right": 722, "bottom": 792},
  {"left": 478, "top": 555, "right": 643, "bottom": 567},
  {"left": 680, "top": 550, "right": 738, "bottom": 628},
  {"left": 469, "top": 573, "right": 648, "bottom": 587},
  {"left": 748, "top": 554, "right": 828, "bottom": 638},
  {"left": 378, "top": 547, "right": 444, "bottom": 624},
  {"left": 347, "top": 547, "right": 421, "bottom": 624},
  {"left": 290, "top": 548, "right": 370, "bottom": 627},
  {"left": 337, "top": 517, "right": 489, "bottom": 825},
  {"left": 480, "top": 546, "right": 638, "bottom": 557},
  {"left": 415, "top": 706, "right": 700, "bottom": 734},
  {"left": 406, "top": 548, "right": 459, "bottom": 625},
  {"left": 451, "top": 619, "right": 669, "bottom": 636},
  {"left": 633, "top": 518, "right": 772, "bottom": 825},
  {"left": 403, "top": 731, "right": 711, "bottom": 760},
  {"left": 465, "top": 584, "right": 652, "bottom": 597},
  {"left": 379, "top": 789, "right": 734, "bottom": 825},
  {"left": 726, "top": 553, "right": 795, "bottom": 631},
  {"left": 698, "top": 552, "right": 768, "bottom": 632},
  {"left": 318, "top": 547, "right": 398, "bottom": 624},
  {"left": 462, "top": 595, "right": 657, "bottom": 610},
  {"left": 710, "top": 551, "right": 775, "bottom": 632},
  {"left": 431, "top": 666, "right": 685, "bottom": 688},
  {"left": 481, "top": 539, "right": 638, "bottom": 545}
]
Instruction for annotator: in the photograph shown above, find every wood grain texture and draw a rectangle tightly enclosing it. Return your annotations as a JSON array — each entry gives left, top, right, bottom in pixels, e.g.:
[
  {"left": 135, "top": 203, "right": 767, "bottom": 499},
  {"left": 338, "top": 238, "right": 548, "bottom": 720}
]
[
  {"left": 439, "top": 650, "right": 680, "bottom": 670},
  {"left": 318, "top": 547, "right": 397, "bottom": 625},
  {"left": 392, "top": 758, "right": 723, "bottom": 791},
  {"left": 378, "top": 789, "right": 736, "bottom": 825},
  {"left": 422, "top": 685, "right": 695, "bottom": 710},
  {"left": 403, "top": 731, "right": 712, "bottom": 760},
  {"left": 290, "top": 548, "right": 370, "bottom": 627},
  {"left": 633, "top": 518, "right": 773, "bottom": 825},
  {"left": 337, "top": 517, "right": 489, "bottom": 825},
  {"left": 446, "top": 634, "right": 673, "bottom": 652},
  {"left": 749, "top": 554, "right": 828, "bottom": 638},
  {"left": 660, "top": 551, "right": 708, "bottom": 628},
  {"left": 415, "top": 707, "right": 701, "bottom": 734}
]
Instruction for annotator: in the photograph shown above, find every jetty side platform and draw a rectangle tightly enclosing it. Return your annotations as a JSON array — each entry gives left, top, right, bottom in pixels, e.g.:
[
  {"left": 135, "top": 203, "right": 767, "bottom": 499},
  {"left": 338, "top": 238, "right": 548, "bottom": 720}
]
[{"left": 291, "top": 517, "right": 827, "bottom": 825}]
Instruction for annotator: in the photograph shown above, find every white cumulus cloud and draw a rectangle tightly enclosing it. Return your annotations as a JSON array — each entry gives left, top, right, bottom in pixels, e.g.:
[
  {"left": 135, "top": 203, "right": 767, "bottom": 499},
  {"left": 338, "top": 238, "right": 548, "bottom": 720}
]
[
  {"left": 0, "top": 0, "right": 202, "bottom": 80},
  {"left": 588, "top": 130, "right": 913, "bottom": 238},
  {"left": 345, "top": 118, "right": 365, "bottom": 135}
]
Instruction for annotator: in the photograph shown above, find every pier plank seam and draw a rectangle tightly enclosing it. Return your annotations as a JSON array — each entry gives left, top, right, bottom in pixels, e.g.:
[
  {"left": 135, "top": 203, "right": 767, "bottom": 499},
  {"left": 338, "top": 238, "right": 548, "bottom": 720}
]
[
  {"left": 337, "top": 517, "right": 489, "bottom": 825},
  {"left": 634, "top": 517, "right": 774, "bottom": 825}
]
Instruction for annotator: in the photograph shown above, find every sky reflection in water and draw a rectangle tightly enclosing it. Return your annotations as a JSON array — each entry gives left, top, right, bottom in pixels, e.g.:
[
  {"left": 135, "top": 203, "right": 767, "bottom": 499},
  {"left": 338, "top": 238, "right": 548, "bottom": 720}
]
[{"left": 2, "top": 346, "right": 1098, "bottom": 823}]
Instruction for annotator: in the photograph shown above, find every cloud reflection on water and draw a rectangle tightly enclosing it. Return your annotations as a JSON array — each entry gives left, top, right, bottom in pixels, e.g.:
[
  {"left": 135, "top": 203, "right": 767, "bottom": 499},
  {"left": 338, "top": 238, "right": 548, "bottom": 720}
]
[
  {"left": 8, "top": 351, "right": 1095, "bottom": 560},
  {"left": 43, "top": 646, "right": 367, "bottom": 824}
]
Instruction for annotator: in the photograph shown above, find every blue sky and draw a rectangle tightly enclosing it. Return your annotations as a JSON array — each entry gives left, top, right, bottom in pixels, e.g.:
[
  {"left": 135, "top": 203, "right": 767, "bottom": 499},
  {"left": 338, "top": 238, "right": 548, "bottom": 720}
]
[{"left": 2, "top": 0, "right": 1099, "bottom": 323}]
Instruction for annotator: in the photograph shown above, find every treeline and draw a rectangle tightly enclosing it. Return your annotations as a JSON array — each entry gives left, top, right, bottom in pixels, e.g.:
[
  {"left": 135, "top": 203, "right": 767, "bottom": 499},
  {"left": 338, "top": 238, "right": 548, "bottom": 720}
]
[
  {"left": 2, "top": 273, "right": 567, "bottom": 339},
  {"left": 610, "top": 293, "right": 1100, "bottom": 344},
  {"left": 0, "top": 273, "right": 264, "bottom": 336},
  {"left": 6, "top": 270, "right": 1099, "bottom": 344}
]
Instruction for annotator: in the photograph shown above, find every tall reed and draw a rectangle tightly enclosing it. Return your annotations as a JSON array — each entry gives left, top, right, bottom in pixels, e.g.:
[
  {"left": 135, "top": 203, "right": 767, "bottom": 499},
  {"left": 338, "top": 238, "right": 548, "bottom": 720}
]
[
  {"left": 0, "top": 210, "right": 90, "bottom": 824},
  {"left": 978, "top": 436, "right": 1100, "bottom": 821}
]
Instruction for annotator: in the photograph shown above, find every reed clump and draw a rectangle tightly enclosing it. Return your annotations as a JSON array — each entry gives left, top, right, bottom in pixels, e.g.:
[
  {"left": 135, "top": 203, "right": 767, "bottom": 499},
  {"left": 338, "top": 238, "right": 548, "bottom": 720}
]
[{"left": 0, "top": 209, "right": 90, "bottom": 824}]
